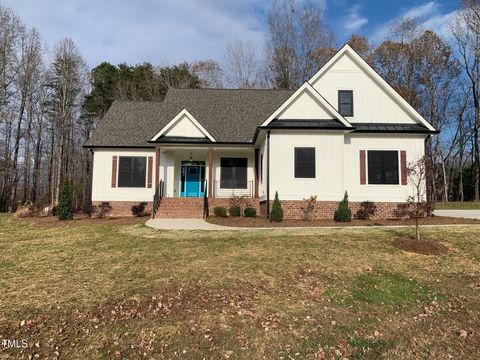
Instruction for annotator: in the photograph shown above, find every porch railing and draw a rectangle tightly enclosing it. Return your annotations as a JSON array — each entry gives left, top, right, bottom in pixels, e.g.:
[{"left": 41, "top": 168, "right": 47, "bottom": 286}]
[
  {"left": 213, "top": 180, "right": 254, "bottom": 198},
  {"left": 152, "top": 179, "right": 164, "bottom": 219}
]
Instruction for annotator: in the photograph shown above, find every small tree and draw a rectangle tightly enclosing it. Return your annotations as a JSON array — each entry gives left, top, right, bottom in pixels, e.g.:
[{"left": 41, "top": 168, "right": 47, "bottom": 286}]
[
  {"left": 58, "top": 177, "right": 74, "bottom": 221},
  {"left": 230, "top": 195, "right": 250, "bottom": 218},
  {"left": 405, "top": 157, "right": 432, "bottom": 241},
  {"left": 334, "top": 191, "right": 352, "bottom": 222},
  {"left": 270, "top": 191, "right": 284, "bottom": 222}
]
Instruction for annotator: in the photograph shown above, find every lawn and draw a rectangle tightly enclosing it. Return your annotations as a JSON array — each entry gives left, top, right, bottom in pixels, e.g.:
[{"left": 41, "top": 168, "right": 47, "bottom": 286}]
[
  {"left": 436, "top": 201, "right": 480, "bottom": 210},
  {"left": 0, "top": 215, "right": 479, "bottom": 359}
]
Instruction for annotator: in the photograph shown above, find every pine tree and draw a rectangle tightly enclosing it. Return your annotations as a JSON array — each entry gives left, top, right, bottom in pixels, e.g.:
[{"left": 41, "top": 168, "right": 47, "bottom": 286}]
[
  {"left": 58, "top": 176, "right": 73, "bottom": 220},
  {"left": 270, "top": 191, "right": 284, "bottom": 222},
  {"left": 334, "top": 191, "right": 352, "bottom": 222}
]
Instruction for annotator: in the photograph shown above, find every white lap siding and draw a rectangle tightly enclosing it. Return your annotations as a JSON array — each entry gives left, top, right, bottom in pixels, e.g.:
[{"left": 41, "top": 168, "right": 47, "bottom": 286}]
[{"left": 92, "top": 148, "right": 156, "bottom": 202}]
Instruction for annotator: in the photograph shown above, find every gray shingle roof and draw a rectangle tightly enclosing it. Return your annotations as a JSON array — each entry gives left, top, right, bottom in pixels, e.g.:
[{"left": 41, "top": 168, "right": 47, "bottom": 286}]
[{"left": 85, "top": 88, "right": 295, "bottom": 147}]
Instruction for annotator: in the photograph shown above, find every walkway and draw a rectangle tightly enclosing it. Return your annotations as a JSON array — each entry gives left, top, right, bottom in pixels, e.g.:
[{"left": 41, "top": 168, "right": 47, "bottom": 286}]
[
  {"left": 434, "top": 209, "right": 480, "bottom": 220},
  {"left": 145, "top": 218, "right": 242, "bottom": 231},
  {"left": 145, "top": 218, "right": 480, "bottom": 231}
]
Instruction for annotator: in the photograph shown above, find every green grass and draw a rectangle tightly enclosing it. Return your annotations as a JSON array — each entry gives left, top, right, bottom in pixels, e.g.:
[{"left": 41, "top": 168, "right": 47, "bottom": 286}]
[
  {"left": 0, "top": 215, "right": 479, "bottom": 359},
  {"left": 436, "top": 201, "right": 480, "bottom": 210}
]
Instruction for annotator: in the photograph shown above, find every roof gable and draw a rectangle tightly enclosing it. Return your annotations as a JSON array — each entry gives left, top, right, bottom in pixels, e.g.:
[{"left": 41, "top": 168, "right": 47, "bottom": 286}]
[
  {"left": 261, "top": 83, "right": 352, "bottom": 128},
  {"left": 151, "top": 108, "right": 215, "bottom": 141},
  {"left": 308, "top": 44, "right": 435, "bottom": 131}
]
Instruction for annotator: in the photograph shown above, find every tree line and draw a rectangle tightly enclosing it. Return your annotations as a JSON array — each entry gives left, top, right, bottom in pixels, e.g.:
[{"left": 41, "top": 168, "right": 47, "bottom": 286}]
[{"left": 0, "top": 0, "right": 479, "bottom": 213}]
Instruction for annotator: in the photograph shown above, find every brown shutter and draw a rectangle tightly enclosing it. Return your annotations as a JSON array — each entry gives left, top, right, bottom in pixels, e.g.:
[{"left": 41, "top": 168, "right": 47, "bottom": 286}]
[
  {"left": 400, "top": 150, "right": 407, "bottom": 185},
  {"left": 147, "top": 156, "right": 153, "bottom": 188},
  {"left": 359, "top": 150, "right": 366, "bottom": 185},
  {"left": 111, "top": 156, "right": 117, "bottom": 188}
]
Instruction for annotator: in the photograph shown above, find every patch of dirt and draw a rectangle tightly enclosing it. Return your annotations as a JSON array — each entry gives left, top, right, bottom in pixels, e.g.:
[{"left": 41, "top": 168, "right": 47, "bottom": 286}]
[
  {"left": 391, "top": 237, "right": 449, "bottom": 255},
  {"left": 207, "top": 216, "right": 480, "bottom": 227},
  {"left": 21, "top": 214, "right": 149, "bottom": 228}
]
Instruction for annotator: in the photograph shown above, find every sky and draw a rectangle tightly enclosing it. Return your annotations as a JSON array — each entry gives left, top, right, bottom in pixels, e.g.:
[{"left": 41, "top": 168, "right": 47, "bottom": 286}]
[{"left": 2, "top": 0, "right": 459, "bottom": 68}]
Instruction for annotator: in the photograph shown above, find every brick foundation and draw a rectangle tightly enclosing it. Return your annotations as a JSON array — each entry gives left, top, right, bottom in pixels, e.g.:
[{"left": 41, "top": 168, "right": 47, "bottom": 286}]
[
  {"left": 91, "top": 201, "right": 152, "bottom": 217},
  {"left": 259, "top": 200, "right": 402, "bottom": 219}
]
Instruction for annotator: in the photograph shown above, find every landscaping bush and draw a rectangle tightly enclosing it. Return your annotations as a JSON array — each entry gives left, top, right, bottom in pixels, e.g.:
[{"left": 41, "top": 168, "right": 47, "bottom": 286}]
[
  {"left": 355, "top": 201, "right": 377, "bottom": 220},
  {"left": 58, "top": 177, "right": 74, "bottom": 221},
  {"left": 229, "top": 205, "right": 241, "bottom": 217},
  {"left": 270, "top": 191, "right": 284, "bottom": 222},
  {"left": 131, "top": 202, "right": 147, "bottom": 217},
  {"left": 334, "top": 191, "right": 352, "bottom": 222},
  {"left": 244, "top": 207, "right": 257, "bottom": 218},
  {"left": 92, "top": 202, "right": 112, "bottom": 218},
  {"left": 213, "top": 206, "right": 227, "bottom": 217}
]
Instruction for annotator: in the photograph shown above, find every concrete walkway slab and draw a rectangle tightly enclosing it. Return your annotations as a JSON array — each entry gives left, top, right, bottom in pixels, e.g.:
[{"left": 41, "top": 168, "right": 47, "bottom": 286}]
[
  {"left": 434, "top": 209, "right": 480, "bottom": 219},
  {"left": 146, "top": 218, "right": 480, "bottom": 231},
  {"left": 145, "top": 218, "right": 242, "bottom": 231}
]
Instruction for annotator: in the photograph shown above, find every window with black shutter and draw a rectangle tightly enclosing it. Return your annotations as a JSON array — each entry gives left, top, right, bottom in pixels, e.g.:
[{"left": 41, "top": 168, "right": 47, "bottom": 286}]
[
  {"left": 220, "top": 158, "right": 247, "bottom": 188},
  {"left": 294, "top": 147, "right": 315, "bottom": 178},
  {"left": 338, "top": 90, "right": 353, "bottom": 117},
  {"left": 118, "top": 156, "right": 146, "bottom": 188},
  {"left": 367, "top": 151, "right": 399, "bottom": 184}
]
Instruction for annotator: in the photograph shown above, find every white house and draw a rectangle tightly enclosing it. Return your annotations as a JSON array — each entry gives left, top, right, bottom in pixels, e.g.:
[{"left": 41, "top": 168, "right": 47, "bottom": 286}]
[{"left": 85, "top": 45, "right": 437, "bottom": 219}]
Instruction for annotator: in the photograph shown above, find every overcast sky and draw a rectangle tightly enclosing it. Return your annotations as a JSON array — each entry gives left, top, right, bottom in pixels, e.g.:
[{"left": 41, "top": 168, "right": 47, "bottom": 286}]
[{"left": 2, "top": 0, "right": 458, "bottom": 67}]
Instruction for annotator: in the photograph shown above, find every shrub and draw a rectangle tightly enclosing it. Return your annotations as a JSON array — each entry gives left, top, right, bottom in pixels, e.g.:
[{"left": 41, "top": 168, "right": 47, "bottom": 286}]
[
  {"left": 92, "top": 202, "right": 112, "bottom": 218},
  {"left": 131, "top": 202, "right": 147, "bottom": 217},
  {"left": 58, "top": 177, "right": 74, "bottom": 221},
  {"left": 13, "top": 204, "right": 33, "bottom": 218},
  {"left": 334, "top": 191, "right": 352, "bottom": 222},
  {"left": 355, "top": 201, "right": 377, "bottom": 220},
  {"left": 244, "top": 207, "right": 257, "bottom": 218},
  {"left": 229, "top": 205, "right": 241, "bottom": 217},
  {"left": 270, "top": 191, "right": 284, "bottom": 222},
  {"left": 213, "top": 206, "right": 227, "bottom": 217},
  {"left": 301, "top": 195, "right": 317, "bottom": 222}
]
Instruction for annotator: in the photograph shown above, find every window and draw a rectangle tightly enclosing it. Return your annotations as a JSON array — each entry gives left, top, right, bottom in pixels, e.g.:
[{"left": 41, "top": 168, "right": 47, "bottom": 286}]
[
  {"left": 368, "top": 151, "right": 399, "bottom": 184},
  {"left": 338, "top": 90, "right": 353, "bottom": 117},
  {"left": 118, "top": 156, "right": 146, "bottom": 187},
  {"left": 295, "top": 147, "right": 315, "bottom": 178},
  {"left": 220, "top": 158, "right": 247, "bottom": 188}
]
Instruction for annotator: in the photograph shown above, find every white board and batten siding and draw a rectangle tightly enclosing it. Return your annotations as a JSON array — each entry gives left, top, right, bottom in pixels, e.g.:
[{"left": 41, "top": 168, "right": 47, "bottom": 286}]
[
  {"left": 266, "top": 131, "right": 426, "bottom": 203},
  {"left": 311, "top": 52, "right": 417, "bottom": 124},
  {"left": 91, "top": 148, "right": 156, "bottom": 202}
]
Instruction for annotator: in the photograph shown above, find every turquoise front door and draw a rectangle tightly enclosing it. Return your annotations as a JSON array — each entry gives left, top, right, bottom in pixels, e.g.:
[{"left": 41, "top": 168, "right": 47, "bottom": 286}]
[{"left": 180, "top": 162, "right": 205, "bottom": 197}]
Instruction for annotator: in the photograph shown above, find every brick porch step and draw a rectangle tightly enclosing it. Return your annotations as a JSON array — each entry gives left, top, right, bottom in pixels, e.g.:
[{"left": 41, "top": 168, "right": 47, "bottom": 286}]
[{"left": 156, "top": 197, "right": 205, "bottom": 219}]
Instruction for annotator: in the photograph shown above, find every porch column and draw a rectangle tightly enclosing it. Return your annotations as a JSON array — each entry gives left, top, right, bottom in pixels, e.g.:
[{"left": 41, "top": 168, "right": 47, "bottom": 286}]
[
  {"left": 254, "top": 148, "right": 259, "bottom": 198},
  {"left": 208, "top": 147, "right": 213, "bottom": 197},
  {"left": 155, "top": 146, "right": 161, "bottom": 187}
]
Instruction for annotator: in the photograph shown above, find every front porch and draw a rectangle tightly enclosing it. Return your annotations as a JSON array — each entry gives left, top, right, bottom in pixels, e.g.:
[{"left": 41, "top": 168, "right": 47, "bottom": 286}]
[{"left": 152, "top": 146, "right": 260, "bottom": 218}]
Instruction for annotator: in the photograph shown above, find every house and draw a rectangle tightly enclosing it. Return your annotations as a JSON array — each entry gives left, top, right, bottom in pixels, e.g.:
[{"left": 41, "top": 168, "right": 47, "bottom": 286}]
[{"left": 85, "top": 44, "right": 437, "bottom": 219}]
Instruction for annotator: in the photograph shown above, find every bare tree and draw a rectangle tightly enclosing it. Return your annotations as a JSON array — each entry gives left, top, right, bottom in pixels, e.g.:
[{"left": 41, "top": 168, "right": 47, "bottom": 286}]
[
  {"left": 224, "top": 39, "right": 261, "bottom": 88},
  {"left": 451, "top": 0, "right": 480, "bottom": 200},
  {"left": 191, "top": 60, "right": 223, "bottom": 88}
]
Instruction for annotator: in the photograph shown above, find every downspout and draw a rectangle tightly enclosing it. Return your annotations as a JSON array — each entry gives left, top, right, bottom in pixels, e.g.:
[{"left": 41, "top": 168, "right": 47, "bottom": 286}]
[{"left": 266, "top": 130, "right": 270, "bottom": 219}]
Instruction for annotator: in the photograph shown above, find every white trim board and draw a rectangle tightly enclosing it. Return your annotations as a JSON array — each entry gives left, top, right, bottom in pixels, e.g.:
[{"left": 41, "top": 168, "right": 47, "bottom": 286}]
[{"left": 150, "top": 108, "right": 216, "bottom": 142}]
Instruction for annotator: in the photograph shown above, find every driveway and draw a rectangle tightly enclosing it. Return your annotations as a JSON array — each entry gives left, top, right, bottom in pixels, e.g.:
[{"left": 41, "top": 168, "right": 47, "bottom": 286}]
[{"left": 434, "top": 209, "right": 480, "bottom": 220}]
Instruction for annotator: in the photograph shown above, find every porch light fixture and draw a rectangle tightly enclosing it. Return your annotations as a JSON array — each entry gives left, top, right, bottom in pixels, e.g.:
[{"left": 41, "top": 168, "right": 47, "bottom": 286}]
[{"left": 189, "top": 152, "right": 193, "bottom": 162}]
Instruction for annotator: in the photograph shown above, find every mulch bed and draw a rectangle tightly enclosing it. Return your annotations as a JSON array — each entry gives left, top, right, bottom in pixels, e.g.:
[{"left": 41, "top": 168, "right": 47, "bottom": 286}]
[
  {"left": 391, "top": 237, "right": 449, "bottom": 255},
  {"left": 21, "top": 214, "right": 149, "bottom": 228},
  {"left": 207, "top": 216, "right": 480, "bottom": 228}
]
